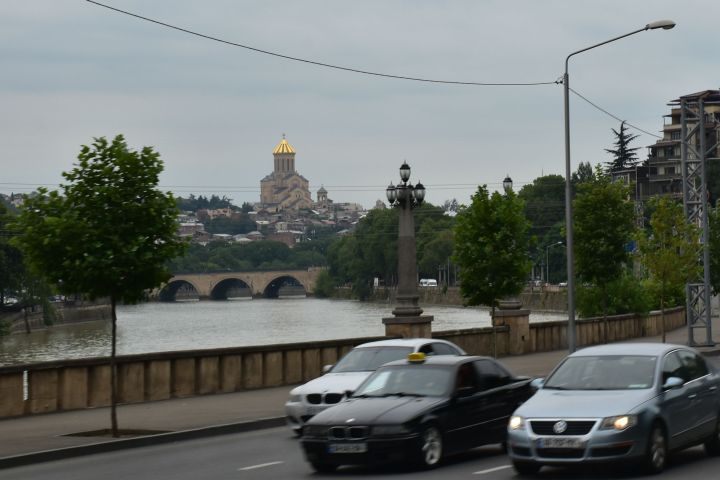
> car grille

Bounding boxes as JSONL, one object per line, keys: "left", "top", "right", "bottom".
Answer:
{"left": 306, "top": 393, "right": 343, "bottom": 405}
{"left": 329, "top": 426, "right": 369, "bottom": 440}
{"left": 536, "top": 448, "right": 584, "bottom": 459}
{"left": 530, "top": 420, "right": 596, "bottom": 435}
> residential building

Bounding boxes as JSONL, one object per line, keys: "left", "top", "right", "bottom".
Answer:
{"left": 646, "top": 89, "right": 720, "bottom": 199}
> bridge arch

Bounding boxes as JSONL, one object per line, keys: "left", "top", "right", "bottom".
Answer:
{"left": 210, "top": 278, "right": 252, "bottom": 300}
{"left": 261, "top": 275, "right": 307, "bottom": 298}
{"left": 158, "top": 279, "right": 201, "bottom": 302}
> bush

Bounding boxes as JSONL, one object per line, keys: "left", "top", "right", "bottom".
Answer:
{"left": 577, "top": 274, "right": 651, "bottom": 318}
{"left": 643, "top": 279, "right": 685, "bottom": 311}
{"left": 313, "top": 270, "right": 336, "bottom": 298}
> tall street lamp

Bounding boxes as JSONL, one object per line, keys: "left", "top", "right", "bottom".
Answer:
{"left": 384, "top": 161, "right": 433, "bottom": 337}
{"left": 563, "top": 20, "right": 675, "bottom": 353}
{"left": 546, "top": 241, "right": 564, "bottom": 285}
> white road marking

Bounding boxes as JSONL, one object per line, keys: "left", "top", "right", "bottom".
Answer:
{"left": 474, "top": 464, "right": 512, "bottom": 475}
{"left": 238, "top": 461, "right": 284, "bottom": 471}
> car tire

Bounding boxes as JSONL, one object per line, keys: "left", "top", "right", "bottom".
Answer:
{"left": 704, "top": 413, "right": 720, "bottom": 455}
{"left": 643, "top": 423, "right": 667, "bottom": 474}
{"left": 512, "top": 460, "right": 540, "bottom": 476}
{"left": 416, "top": 425, "right": 443, "bottom": 469}
{"left": 311, "top": 462, "right": 337, "bottom": 473}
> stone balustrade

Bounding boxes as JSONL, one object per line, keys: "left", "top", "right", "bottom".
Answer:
{"left": 0, "top": 307, "right": 686, "bottom": 419}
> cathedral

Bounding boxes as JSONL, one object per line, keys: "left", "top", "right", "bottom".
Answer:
{"left": 260, "top": 136, "right": 313, "bottom": 211}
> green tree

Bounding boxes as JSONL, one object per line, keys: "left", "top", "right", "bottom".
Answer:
{"left": 573, "top": 166, "right": 635, "bottom": 332}
{"left": 572, "top": 161, "right": 596, "bottom": 185}
{"left": 453, "top": 185, "right": 531, "bottom": 355}
{"left": 0, "top": 203, "right": 24, "bottom": 306}
{"left": 518, "top": 174, "right": 565, "bottom": 244}
{"left": 313, "top": 269, "right": 335, "bottom": 298}
{"left": 637, "top": 197, "right": 701, "bottom": 341}
{"left": 12, "top": 135, "right": 186, "bottom": 436}
{"left": 604, "top": 121, "right": 640, "bottom": 173}
{"left": 711, "top": 206, "right": 720, "bottom": 295}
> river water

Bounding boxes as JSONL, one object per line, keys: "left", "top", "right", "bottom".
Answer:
{"left": 0, "top": 299, "right": 566, "bottom": 366}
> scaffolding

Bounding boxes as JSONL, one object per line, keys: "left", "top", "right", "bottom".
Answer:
{"left": 675, "top": 91, "right": 720, "bottom": 346}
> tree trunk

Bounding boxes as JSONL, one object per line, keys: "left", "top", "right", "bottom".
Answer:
{"left": 660, "top": 296, "right": 666, "bottom": 343}
{"left": 23, "top": 306, "right": 31, "bottom": 334}
{"left": 491, "top": 304, "right": 497, "bottom": 359}
{"left": 110, "top": 296, "right": 119, "bottom": 437}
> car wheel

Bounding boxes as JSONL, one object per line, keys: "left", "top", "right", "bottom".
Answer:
{"left": 512, "top": 460, "right": 540, "bottom": 476}
{"left": 416, "top": 425, "right": 443, "bottom": 468}
{"left": 643, "top": 423, "right": 667, "bottom": 474}
{"left": 311, "top": 462, "right": 337, "bottom": 473}
{"left": 704, "top": 413, "right": 720, "bottom": 455}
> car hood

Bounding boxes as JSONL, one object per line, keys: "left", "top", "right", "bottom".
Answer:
{"left": 309, "top": 396, "right": 445, "bottom": 425}
{"left": 515, "top": 388, "right": 654, "bottom": 418}
{"left": 291, "top": 372, "right": 372, "bottom": 395}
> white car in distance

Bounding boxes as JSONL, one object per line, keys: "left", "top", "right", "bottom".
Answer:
{"left": 284, "top": 338, "right": 465, "bottom": 435}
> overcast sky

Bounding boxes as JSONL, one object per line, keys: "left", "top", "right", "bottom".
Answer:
{"left": 1, "top": 0, "right": 718, "bottom": 208}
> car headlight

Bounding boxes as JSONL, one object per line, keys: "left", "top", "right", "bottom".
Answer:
{"left": 288, "top": 394, "right": 302, "bottom": 403}
{"left": 509, "top": 415, "right": 525, "bottom": 430}
{"left": 600, "top": 415, "right": 637, "bottom": 431}
{"left": 372, "top": 425, "right": 410, "bottom": 436}
{"left": 303, "top": 425, "right": 329, "bottom": 437}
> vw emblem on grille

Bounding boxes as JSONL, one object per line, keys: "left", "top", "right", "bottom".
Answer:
{"left": 553, "top": 420, "right": 568, "bottom": 434}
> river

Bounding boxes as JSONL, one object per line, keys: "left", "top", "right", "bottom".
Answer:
{"left": 0, "top": 299, "right": 566, "bottom": 366}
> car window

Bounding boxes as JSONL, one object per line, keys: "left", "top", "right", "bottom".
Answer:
{"left": 331, "top": 346, "right": 413, "bottom": 373}
{"left": 354, "top": 366, "right": 453, "bottom": 397}
{"left": 418, "top": 344, "right": 435, "bottom": 356}
{"left": 677, "top": 350, "right": 708, "bottom": 381}
{"left": 662, "top": 352, "right": 685, "bottom": 383}
{"left": 545, "top": 355, "right": 657, "bottom": 390}
{"left": 473, "top": 359, "right": 510, "bottom": 390}
{"left": 455, "top": 363, "right": 479, "bottom": 391}
{"left": 431, "top": 343, "right": 458, "bottom": 355}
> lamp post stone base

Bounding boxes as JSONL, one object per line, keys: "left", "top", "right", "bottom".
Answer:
{"left": 382, "top": 315, "right": 434, "bottom": 338}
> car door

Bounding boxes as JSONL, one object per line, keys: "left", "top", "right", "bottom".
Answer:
{"left": 660, "top": 351, "right": 699, "bottom": 449}
{"left": 472, "top": 359, "right": 520, "bottom": 444}
{"left": 677, "top": 349, "right": 718, "bottom": 440}
{"left": 444, "top": 361, "right": 486, "bottom": 452}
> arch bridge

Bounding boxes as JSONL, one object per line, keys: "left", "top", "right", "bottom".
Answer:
{"left": 155, "top": 269, "right": 323, "bottom": 302}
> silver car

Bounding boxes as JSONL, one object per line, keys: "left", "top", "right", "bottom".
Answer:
{"left": 508, "top": 343, "right": 720, "bottom": 475}
{"left": 284, "top": 338, "right": 465, "bottom": 434}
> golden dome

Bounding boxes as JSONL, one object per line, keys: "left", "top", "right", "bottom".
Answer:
{"left": 273, "top": 136, "right": 295, "bottom": 154}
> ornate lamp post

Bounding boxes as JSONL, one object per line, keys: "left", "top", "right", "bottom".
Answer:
{"left": 383, "top": 161, "right": 433, "bottom": 337}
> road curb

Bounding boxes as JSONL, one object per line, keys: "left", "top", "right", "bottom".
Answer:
{"left": 0, "top": 416, "right": 286, "bottom": 470}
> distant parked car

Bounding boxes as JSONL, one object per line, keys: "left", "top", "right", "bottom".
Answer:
{"left": 300, "top": 353, "right": 534, "bottom": 472}
{"left": 419, "top": 279, "right": 438, "bottom": 287}
{"left": 508, "top": 343, "right": 720, "bottom": 475}
{"left": 284, "top": 338, "right": 465, "bottom": 435}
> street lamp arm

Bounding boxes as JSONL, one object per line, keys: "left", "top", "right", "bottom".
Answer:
{"left": 564, "top": 26, "right": 646, "bottom": 74}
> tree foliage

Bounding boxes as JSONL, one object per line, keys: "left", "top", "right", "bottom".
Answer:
{"left": 11, "top": 135, "right": 186, "bottom": 435}
{"left": 452, "top": 185, "right": 531, "bottom": 310}
{"left": 636, "top": 196, "right": 700, "bottom": 340}
{"left": 573, "top": 167, "right": 635, "bottom": 318}
{"left": 604, "top": 121, "right": 640, "bottom": 173}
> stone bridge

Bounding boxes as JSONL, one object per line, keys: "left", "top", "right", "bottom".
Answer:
{"left": 154, "top": 268, "right": 323, "bottom": 301}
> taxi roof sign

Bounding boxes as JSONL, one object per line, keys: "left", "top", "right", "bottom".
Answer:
{"left": 407, "top": 352, "right": 426, "bottom": 363}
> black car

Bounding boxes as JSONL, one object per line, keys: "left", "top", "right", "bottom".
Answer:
{"left": 300, "top": 353, "right": 534, "bottom": 472}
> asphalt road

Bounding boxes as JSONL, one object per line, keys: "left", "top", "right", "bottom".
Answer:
{"left": 5, "top": 425, "right": 720, "bottom": 480}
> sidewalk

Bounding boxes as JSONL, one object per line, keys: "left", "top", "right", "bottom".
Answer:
{"left": 2, "top": 315, "right": 719, "bottom": 468}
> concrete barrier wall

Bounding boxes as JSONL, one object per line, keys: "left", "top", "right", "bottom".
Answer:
{"left": 0, "top": 308, "right": 686, "bottom": 419}
{"left": 0, "top": 336, "right": 385, "bottom": 419}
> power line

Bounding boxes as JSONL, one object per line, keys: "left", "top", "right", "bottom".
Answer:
{"left": 85, "top": 1, "right": 559, "bottom": 87}
{"left": 569, "top": 87, "right": 662, "bottom": 139}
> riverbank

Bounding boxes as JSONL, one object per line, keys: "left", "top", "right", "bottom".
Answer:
{"left": 0, "top": 302, "right": 111, "bottom": 336}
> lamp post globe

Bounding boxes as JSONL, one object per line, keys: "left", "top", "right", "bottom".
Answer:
{"left": 503, "top": 175, "right": 513, "bottom": 193}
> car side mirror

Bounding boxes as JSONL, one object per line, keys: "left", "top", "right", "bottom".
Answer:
{"left": 662, "top": 376, "right": 684, "bottom": 390}
{"left": 530, "top": 378, "right": 545, "bottom": 390}
{"left": 322, "top": 365, "right": 333, "bottom": 374}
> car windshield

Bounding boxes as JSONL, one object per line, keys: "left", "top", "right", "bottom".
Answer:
{"left": 544, "top": 355, "right": 657, "bottom": 390}
{"left": 353, "top": 365, "right": 452, "bottom": 397}
{"left": 331, "top": 347, "right": 414, "bottom": 373}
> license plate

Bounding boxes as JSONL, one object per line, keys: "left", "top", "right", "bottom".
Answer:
{"left": 538, "top": 437, "right": 584, "bottom": 449}
{"left": 328, "top": 443, "right": 367, "bottom": 454}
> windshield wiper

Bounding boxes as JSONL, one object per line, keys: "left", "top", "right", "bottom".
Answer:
{"left": 380, "top": 392, "right": 425, "bottom": 397}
